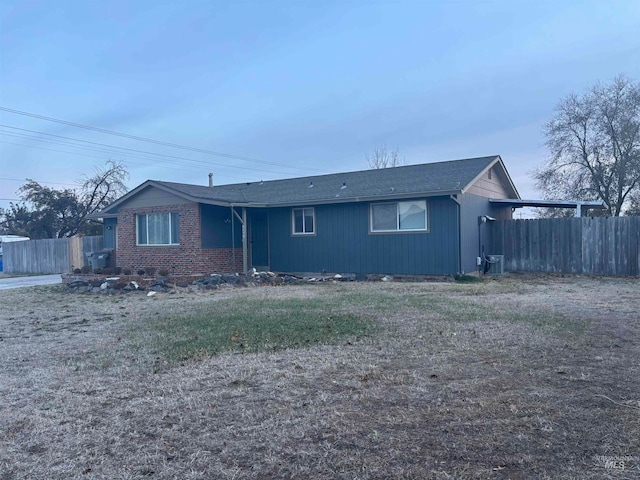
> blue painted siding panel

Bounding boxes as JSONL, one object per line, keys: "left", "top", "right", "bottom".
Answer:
{"left": 103, "top": 218, "right": 117, "bottom": 249}
{"left": 268, "top": 197, "right": 459, "bottom": 275}
{"left": 458, "top": 193, "right": 513, "bottom": 273}
{"left": 201, "top": 204, "right": 242, "bottom": 248}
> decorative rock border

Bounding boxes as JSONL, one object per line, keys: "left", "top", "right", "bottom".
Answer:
{"left": 62, "top": 269, "right": 452, "bottom": 295}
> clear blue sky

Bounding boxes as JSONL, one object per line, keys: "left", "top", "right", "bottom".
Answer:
{"left": 1, "top": 0, "right": 638, "bottom": 213}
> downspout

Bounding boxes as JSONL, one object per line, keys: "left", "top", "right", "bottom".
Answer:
{"left": 450, "top": 195, "right": 462, "bottom": 275}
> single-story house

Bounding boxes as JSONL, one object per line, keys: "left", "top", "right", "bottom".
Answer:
{"left": 90, "top": 155, "right": 521, "bottom": 276}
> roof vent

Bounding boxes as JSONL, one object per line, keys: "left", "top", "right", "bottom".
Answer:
{"left": 341, "top": 182, "right": 347, "bottom": 189}
{"left": 390, "top": 187, "right": 395, "bottom": 192}
{"left": 308, "top": 182, "right": 314, "bottom": 188}
{"left": 259, "top": 180, "right": 264, "bottom": 185}
{"left": 208, "top": 173, "right": 214, "bottom": 187}
{"left": 335, "top": 194, "right": 340, "bottom": 198}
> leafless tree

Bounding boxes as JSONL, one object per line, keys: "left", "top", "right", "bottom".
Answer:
{"left": 366, "top": 145, "right": 405, "bottom": 169}
{"left": 80, "top": 160, "right": 129, "bottom": 218}
{"left": 1, "top": 161, "right": 129, "bottom": 238}
{"left": 534, "top": 75, "right": 640, "bottom": 216}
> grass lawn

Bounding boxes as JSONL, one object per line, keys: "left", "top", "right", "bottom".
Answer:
{"left": 0, "top": 275, "right": 638, "bottom": 479}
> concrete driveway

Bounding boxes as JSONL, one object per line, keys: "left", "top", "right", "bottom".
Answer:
{"left": 0, "top": 274, "right": 62, "bottom": 290}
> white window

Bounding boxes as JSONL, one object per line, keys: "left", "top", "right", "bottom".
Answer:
{"left": 137, "top": 212, "right": 179, "bottom": 245}
{"left": 370, "top": 200, "right": 427, "bottom": 233}
{"left": 292, "top": 207, "right": 315, "bottom": 235}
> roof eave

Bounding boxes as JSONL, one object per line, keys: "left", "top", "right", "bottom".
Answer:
{"left": 262, "top": 190, "right": 462, "bottom": 207}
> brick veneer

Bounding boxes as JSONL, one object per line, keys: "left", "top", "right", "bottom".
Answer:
{"left": 116, "top": 203, "right": 243, "bottom": 274}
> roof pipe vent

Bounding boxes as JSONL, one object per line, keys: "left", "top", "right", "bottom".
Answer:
{"left": 341, "top": 182, "right": 347, "bottom": 189}
{"left": 308, "top": 182, "right": 314, "bottom": 188}
{"left": 208, "top": 173, "right": 214, "bottom": 187}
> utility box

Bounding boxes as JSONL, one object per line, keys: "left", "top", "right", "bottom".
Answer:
{"left": 86, "top": 250, "right": 111, "bottom": 270}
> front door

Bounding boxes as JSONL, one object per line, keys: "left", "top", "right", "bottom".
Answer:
{"left": 250, "top": 211, "right": 269, "bottom": 270}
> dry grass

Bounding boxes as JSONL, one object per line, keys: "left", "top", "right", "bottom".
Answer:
{"left": 0, "top": 275, "right": 639, "bottom": 479}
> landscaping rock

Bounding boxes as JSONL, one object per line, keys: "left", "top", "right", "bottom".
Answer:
{"left": 283, "top": 275, "right": 303, "bottom": 284}
{"left": 221, "top": 274, "right": 246, "bottom": 286}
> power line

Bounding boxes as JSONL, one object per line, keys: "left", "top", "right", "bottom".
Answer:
{"left": 0, "top": 106, "right": 325, "bottom": 173}
{"left": 0, "top": 140, "right": 212, "bottom": 177}
{"left": 0, "top": 125, "right": 311, "bottom": 177}
{"left": 0, "top": 176, "right": 81, "bottom": 187}
{"left": 0, "top": 131, "right": 241, "bottom": 176}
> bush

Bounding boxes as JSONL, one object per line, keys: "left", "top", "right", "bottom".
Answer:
{"left": 145, "top": 266, "right": 157, "bottom": 276}
{"left": 137, "top": 269, "right": 145, "bottom": 276}
{"left": 73, "top": 268, "right": 82, "bottom": 274}
{"left": 158, "top": 268, "right": 170, "bottom": 277}
{"left": 93, "top": 267, "right": 103, "bottom": 274}
{"left": 81, "top": 266, "right": 91, "bottom": 274}
{"left": 102, "top": 267, "right": 114, "bottom": 275}
{"left": 123, "top": 267, "right": 132, "bottom": 275}
{"left": 114, "top": 266, "right": 122, "bottom": 275}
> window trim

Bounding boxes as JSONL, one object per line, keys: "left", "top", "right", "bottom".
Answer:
{"left": 369, "top": 200, "right": 429, "bottom": 234}
{"left": 291, "top": 207, "right": 316, "bottom": 236}
{"left": 136, "top": 212, "right": 180, "bottom": 246}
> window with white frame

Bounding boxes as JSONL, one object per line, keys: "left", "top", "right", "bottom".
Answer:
{"left": 292, "top": 207, "right": 315, "bottom": 235}
{"left": 370, "top": 200, "right": 427, "bottom": 232}
{"left": 136, "top": 212, "right": 179, "bottom": 245}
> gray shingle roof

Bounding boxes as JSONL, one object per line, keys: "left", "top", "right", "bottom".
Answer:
{"left": 154, "top": 155, "right": 502, "bottom": 206}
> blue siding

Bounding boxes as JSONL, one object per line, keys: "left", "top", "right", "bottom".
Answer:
{"left": 458, "top": 193, "right": 513, "bottom": 273}
{"left": 268, "top": 197, "right": 460, "bottom": 275}
{"left": 201, "top": 204, "right": 242, "bottom": 248}
{"left": 103, "top": 218, "right": 117, "bottom": 249}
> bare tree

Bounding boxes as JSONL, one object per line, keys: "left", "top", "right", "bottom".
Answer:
{"left": 1, "top": 161, "right": 129, "bottom": 238}
{"left": 79, "top": 160, "right": 129, "bottom": 218}
{"left": 366, "top": 145, "right": 405, "bottom": 169}
{"left": 534, "top": 75, "right": 640, "bottom": 216}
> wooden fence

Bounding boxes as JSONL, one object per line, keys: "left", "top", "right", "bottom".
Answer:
{"left": 491, "top": 217, "right": 640, "bottom": 276}
{"left": 3, "top": 236, "right": 104, "bottom": 274}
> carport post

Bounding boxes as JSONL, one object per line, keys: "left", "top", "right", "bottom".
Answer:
{"left": 231, "top": 206, "right": 248, "bottom": 273}
{"left": 242, "top": 207, "right": 247, "bottom": 273}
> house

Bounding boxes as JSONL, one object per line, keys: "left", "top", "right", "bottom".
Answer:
{"left": 89, "top": 155, "right": 520, "bottom": 276}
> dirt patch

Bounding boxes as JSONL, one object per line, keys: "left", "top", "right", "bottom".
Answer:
{"left": 0, "top": 275, "right": 638, "bottom": 479}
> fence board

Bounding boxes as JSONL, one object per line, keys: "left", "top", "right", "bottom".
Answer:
{"left": 492, "top": 217, "right": 640, "bottom": 276}
{"left": 3, "top": 236, "right": 103, "bottom": 274}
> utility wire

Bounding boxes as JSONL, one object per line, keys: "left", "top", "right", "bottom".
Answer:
{"left": 0, "top": 131, "right": 251, "bottom": 176}
{"left": 0, "top": 140, "right": 213, "bottom": 177}
{"left": 0, "top": 125, "right": 307, "bottom": 176}
{"left": 0, "top": 176, "right": 81, "bottom": 187}
{"left": 0, "top": 106, "right": 325, "bottom": 173}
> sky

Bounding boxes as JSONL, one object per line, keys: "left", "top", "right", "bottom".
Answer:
{"left": 1, "top": 0, "right": 639, "bottom": 216}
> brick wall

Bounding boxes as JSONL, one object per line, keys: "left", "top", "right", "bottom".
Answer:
{"left": 116, "top": 203, "right": 243, "bottom": 274}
